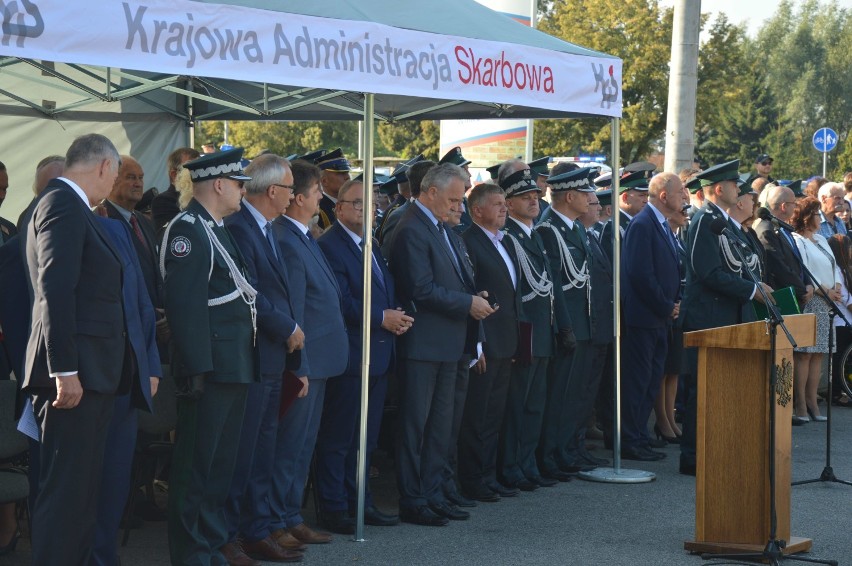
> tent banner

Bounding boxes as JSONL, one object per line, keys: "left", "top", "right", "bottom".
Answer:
{"left": 0, "top": 0, "right": 622, "bottom": 117}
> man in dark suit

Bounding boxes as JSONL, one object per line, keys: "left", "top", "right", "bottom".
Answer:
{"left": 458, "top": 183, "right": 521, "bottom": 502}
{"left": 315, "top": 179, "right": 411, "bottom": 533}
{"left": 91, "top": 215, "right": 161, "bottom": 566}
{"left": 315, "top": 148, "right": 351, "bottom": 231}
{"left": 679, "top": 160, "right": 775, "bottom": 475}
{"left": 23, "top": 133, "right": 127, "bottom": 565}
{"left": 620, "top": 172, "right": 685, "bottom": 461}
{"left": 150, "top": 147, "right": 200, "bottom": 239}
{"left": 499, "top": 169, "right": 569, "bottom": 491}
{"left": 754, "top": 184, "right": 812, "bottom": 306}
{"left": 162, "top": 148, "right": 258, "bottom": 566}
{"left": 536, "top": 167, "right": 608, "bottom": 475}
{"left": 387, "top": 163, "right": 495, "bottom": 526}
{"left": 378, "top": 160, "right": 435, "bottom": 257}
{"left": 271, "top": 159, "right": 349, "bottom": 544}
{"left": 221, "top": 154, "right": 306, "bottom": 564}
{"left": 101, "top": 157, "right": 168, "bottom": 346}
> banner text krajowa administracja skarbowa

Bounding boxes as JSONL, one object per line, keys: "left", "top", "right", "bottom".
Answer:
{"left": 0, "top": 0, "right": 622, "bottom": 117}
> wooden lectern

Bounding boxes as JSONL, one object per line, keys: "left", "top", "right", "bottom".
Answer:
{"left": 683, "top": 314, "right": 816, "bottom": 555}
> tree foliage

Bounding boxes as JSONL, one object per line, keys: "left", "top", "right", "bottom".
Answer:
{"left": 377, "top": 120, "right": 440, "bottom": 160}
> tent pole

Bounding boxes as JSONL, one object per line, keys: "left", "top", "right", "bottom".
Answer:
{"left": 578, "top": 117, "right": 655, "bottom": 484}
{"left": 355, "top": 92, "right": 375, "bottom": 542}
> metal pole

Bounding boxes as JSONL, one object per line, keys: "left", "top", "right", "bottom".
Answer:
{"left": 524, "top": 0, "right": 536, "bottom": 163}
{"left": 354, "top": 93, "right": 375, "bottom": 542}
{"left": 663, "top": 0, "right": 701, "bottom": 173}
{"left": 823, "top": 151, "right": 827, "bottom": 179}
{"left": 579, "top": 117, "right": 655, "bottom": 484}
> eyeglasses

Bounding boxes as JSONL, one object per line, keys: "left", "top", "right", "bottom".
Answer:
{"left": 271, "top": 183, "right": 294, "bottom": 191}
{"left": 760, "top": 161, "right": 772, "bottom": 166}
{"left": 339, "top": 199, "right": 364, "bottom": 210}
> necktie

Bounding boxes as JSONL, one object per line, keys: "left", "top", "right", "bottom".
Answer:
{"left": 664, "top": 222, "right": 679, "bottom": 254}
{"left": 361, "top": 240, "right": 385, "bottom": 288}
{"left": 437, "top": 222, "right": 462, "bottom": 275}
{"left": 265, "top": 222, "right": 278, "bottom": 260}
{"left": 129, "top": 213, "right": 151, "bottom": 255}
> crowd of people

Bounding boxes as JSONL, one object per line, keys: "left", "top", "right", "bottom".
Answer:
{"left": 0, "top": 137, "right": 850, "bottom": 566}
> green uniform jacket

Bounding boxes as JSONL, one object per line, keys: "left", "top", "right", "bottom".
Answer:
{"left": 162, "top": 199, "right": 257, "bottom": 384}
{"left": 535, "top": 207, "right": 592, "bottom": 342}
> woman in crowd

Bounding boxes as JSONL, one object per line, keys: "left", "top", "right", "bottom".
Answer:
{"left": 828, "top": 234, "right": 852, "bottom": 407}
{"left": 791, "top": 197, "right": 841, "bottom": 424}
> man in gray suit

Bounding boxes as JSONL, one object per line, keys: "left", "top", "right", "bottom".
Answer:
{"left": 387, "top": 163, "right": 496, "bottom": 526}
{"left": 271, "top": 159, "right": 349, "bottom": 545}
{"left": 23, "top": 133, "right": 126, "bottom": 565}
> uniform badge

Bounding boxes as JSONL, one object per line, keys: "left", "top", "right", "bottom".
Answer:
{"left": 171, "top": 236, "right": 192, "bottom": 257}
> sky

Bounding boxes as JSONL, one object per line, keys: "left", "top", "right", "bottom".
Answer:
{"left": 660, "top": 0, "right": 833, "bottom": 37}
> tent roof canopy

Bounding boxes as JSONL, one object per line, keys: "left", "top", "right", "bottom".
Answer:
{"left": 0, "top": 0, "right": 621, "bottom": 123}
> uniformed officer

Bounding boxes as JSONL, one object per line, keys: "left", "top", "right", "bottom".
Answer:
{"left": 679, "top": 159, "right": 775, "bottom": 476}
{"left": 161, "top": 147, "right": 260, "bottom": 566}
{"left": 316, "top": 148, "right": 351, "bottom": 231}
{"left": 599, "top": 169, "right": 650, "bottom": 261}
{"left": 529, "top": 156, "right": 552, "bottom": 222}
{"left": 536, "top": 167, "right": 608, "bottom": 475}
{"left": 499, "top": 168, "right": 571, "bottom": 491}
{"left": 439, "top": 146, "right": 474, "bottom": 233}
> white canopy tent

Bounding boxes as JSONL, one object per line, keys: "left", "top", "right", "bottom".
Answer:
{"left": 0, "top": 0, "right": 633, "bottom": 534}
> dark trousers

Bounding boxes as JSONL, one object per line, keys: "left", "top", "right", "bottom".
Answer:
{"left": 315, "top": 372, "right": 388, "bottom": 512}
{"left": 680, "top": 347, "right": 699, "bottom": 467}
{"left": 270, "top": 378, "right": 328, "bottom": 530}
{"left": 558, "top": 340, "right": 598, "bottom": 461}
{"left": 224, "top": 376, "right": 281, "bottom": 543}
{"left": 441, "top": 357, "right": 470, "bottom": 499}
{"left": 168, "top": 382, "right": 248, "bottom": 566}
{"left": 457, "top": 356, "right": 513, "bottom": 492}
{"left": 501, "top": 356, "right": 549, "bottom": 484}
{"left": 621, "top": 326, "right": 668, "bottom": 449}
{"left": 30, "top": 389, "right": 114, "bottom": 566}
{"left": 92, "top": 393, "right": 137, "bottom": 566}
{"left": 539, "top": 347, "right": 575, "bottom": 474}
{"left": 595, "top": 343, "right": 615, "bottom": 441}
{"left": 395, "top": 359, "right": 456, "bottom": 509}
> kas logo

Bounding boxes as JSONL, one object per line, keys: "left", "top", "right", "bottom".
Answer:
{"left": 591, "top": 63, "right": 619, "bottom": 109}
{"left": 1, "top": 0, "right": 44, "bottom": 47}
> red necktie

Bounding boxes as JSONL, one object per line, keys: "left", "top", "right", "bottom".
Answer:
{"left": 129, "top": 214, "right": 151, "bottom": 254}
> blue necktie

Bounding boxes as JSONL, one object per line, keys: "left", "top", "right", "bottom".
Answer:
{"left": 265, "top": 222, "right": 278, "bottom": 260}
{"left": 361, "top": 240, "right": 385, "bottom": 288}
{"left": 438, "top": 222, "right": 462, "bottom": 276}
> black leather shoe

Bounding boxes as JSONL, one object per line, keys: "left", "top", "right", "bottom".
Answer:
{"left": 446, "top": 491, "right": 477, "bottom": 508}
{"left": 528, "top": 475, "right": 558, "bottom": 488}
{"left": 508, "top": 478, "right": 538, "bottom": 492}
{"left": 540, "top": 469, "right": 573, "bottom": 482}
{"left": 642, "top": 446, "right": 667, "bottom": 459}
{"left": 648, "top": 437, "right": 668, "bottom": 449}
{"left": 558, "top": 461, "right": 596, "bottom": 474}
{"left": 361, "top": 505, "right": 399, "bottom": 526}
{"left": 320, "top": 510, "right": 355, "bottom": 534}
{"left": 487, "top": 482, "right": 519, "bottom": 497}
{"left": 679, "top": 460, "right": 696, "bottom": 476}
{"left": 429, "top": 501, "right": 470, "bottom": 521}
{"left": 399, "top": 506, "right": 449, "bottom": 526}
{"left": 620, "top": 445, "right": 660, "bottom": 462}
{"left": 464, "top": 485, "right": 500, "bottom": 502}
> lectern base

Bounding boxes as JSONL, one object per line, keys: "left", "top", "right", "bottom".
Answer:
{"left": 685, "top": 536, "right": 813, "bottom": 556}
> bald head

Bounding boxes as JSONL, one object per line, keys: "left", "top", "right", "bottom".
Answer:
{"left": 765, "top": 185, "right": 796, "bottom": 222}
{"left": 649, "top": 172, "right": 680, "bottom": 199}
{"left": 648, "top": 172, "right": 684, "bottom": 217}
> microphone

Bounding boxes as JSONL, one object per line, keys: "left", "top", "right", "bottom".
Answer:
{"left": 756, "top": 207, "right": 795, "bottom": 232}
{"left": 710, "top": 217, "right": 731, "bottom": 236}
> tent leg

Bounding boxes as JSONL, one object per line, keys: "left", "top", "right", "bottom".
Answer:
{"left": 354, "top": 93, "right": 375, "bottom": 542}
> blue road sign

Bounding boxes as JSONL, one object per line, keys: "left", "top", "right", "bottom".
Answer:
{"left": 813, "top": 127, "right": 838, "bottom": 153}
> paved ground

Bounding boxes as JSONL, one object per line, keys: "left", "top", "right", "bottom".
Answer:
{"left": 6, "top": 402, "right": 852, "bottom": 566}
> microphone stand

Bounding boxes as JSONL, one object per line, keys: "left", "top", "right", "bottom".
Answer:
{"left": 702, "top": 225, "right": 836, "bottom": 566}
{"left": 787, "top": 228, "right": 852, "bottom": 489}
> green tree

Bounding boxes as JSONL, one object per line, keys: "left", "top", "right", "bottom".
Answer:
{"left": 377, "top": 120, "right": 440, "bottom": 160}
{"left": 535, "top": 0, "right": 673, "bottom": 163}
{"left": 195, "top": 120, "right": 363, "bottom": 159}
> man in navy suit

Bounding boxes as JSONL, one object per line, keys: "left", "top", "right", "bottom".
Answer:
{"left": 271, "top": 159, "right": 349, "bottom": 544}
{"left": 23, "top": 134, "right": 129, "bottom": 565}
{"left": 222, "top": 154, "right": 306, "bottom": 564}
{"left": 620, "top": 172, "right": 685, "bottom": 461}
{"left": 315, "top": 179, "right": 411, "bottom": 533}
{"left": 91, "top": 215, "right": 161, "bottom": 566}
{"left": 387, "top": 163, "right": 496, "bottom": 526}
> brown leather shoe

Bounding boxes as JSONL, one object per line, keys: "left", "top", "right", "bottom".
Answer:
{"left": 241, "top": 536, "right": 303, "bottom": 563}
{"left": 271, "top": 528, "right": 308, "bottom": 551}
{"left": 220, "top": 542, "right": 261, "bottom": 566}
{"left": 288, "top": 523, "right": 332, "bottom": 544}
